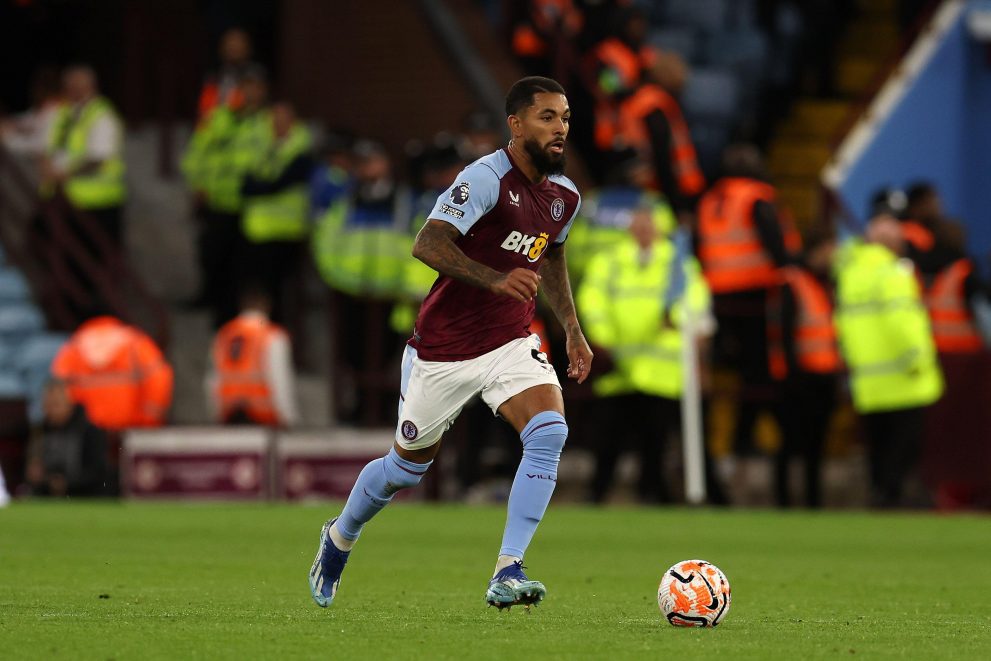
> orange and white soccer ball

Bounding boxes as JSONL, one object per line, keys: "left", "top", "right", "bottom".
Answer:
{"left": 657, "top": 559, "right": 731, "bottom": 627}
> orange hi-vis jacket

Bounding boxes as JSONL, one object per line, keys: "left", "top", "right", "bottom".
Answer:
{"left": 767, "top": 266, "right": 841, "bottom": 380}
{"left": 197, "top": 78, "right": 244, "bottom": 124}
{"left": 901, "top": 220, "right": 935, "bottom": 252}
{"left": 51, "top": 316, "right": 173, "bottom": 431}
{"left": 595, "top": 84, "right": 705, "bottom": 198}
{"left": 591, "top": 38, "right": 648, "bottom": 92}
{"left": 926, "top": 258, "right": 984, "bottom": 354}
{"left": 512, "top": 0, "right": 583, "bottom": 58}
{"left": 697, "top": 177, "right": 781, "bottom": 294}
{"left": 212, "top": 314, "right": 286, "bottom": 425}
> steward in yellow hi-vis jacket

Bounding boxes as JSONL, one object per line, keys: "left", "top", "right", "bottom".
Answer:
{"left": 577, "top": 206, "right": 718, "bottom": 504}
{"left": 238, "top": 103, "right": 314, "bottom": 324}
{"left": 182, "top": 65, "right": 270, "bottom": 327}
{"left": 565, "top": 185, "right": 676, "bottom": 286}
{"left": 41, "top": 65, "right": 126, "bottom": 250}
{"left": 834, "top": 216, "right": 943, "bottom": 507}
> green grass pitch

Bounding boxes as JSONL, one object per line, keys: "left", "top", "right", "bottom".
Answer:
{"left": 2, "top": 502, "right": 989, "bottom": 659}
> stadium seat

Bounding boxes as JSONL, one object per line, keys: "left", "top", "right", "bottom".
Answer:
{"left": 775, "top": 100, "right": 851, "bottom": 141}
{"left": 681, "top": 68, "right": 740, "bottom": 124}
{"left": 0, "top": 337, "right": 13, "bottom": 371}
{"left": 0, "top": 303, "right": 45, "bottom": 341}
{"left": 725, "top": 0, "right": 758, "bottom": 29}
{"left": 0, "top": 373, "right": 26, "bottom": 399}
{"left": 22, "top": 368, "right": 50, "bottom": 425}
{"left": 637, "top": 0, "right": 668, "bottom": 26}
{"left": 0, "top": 269, "right": 32, "bottom": 304}
{"left": 776, "top": 184, "right": 822, "bottom": 226}
{"left": 662, "top": 0, "right": 729, "bottom": 32}
{"left": 647, "top": 27, "right": 699, "bottom": 63}
{"left": 702, "top": 29, "right": 769, "bottom": 122}
{"left": 12, "top": 333, "right": 68, "bottom": 375}
{"left": 12, "top": 332, "right": 69, "bottom": 424}
{"left": 703, "top": 29, "right": 769, "bottom": 87}
{"left": 768, "top": 142, "right": 834, "bottom": 180}
{"left": 773, "top": 1, "right": 803, "bottom": 39}
{"left": 689, "top": 121, "right": 733, "bottom": 176}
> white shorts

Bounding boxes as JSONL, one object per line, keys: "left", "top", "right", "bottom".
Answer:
{"left": 395, "top": 334, "right": 561, "bottom": 450}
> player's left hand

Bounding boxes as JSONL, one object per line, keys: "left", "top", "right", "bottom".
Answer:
{"left": 565, "top": 330, "right": 593, "bottom": 384}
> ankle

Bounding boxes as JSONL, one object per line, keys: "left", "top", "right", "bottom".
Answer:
{"left": 329, "top": 521, "right": 356, "bottom": 552}
{"left": 493, "top": 554, "right": 522, "bottom": 577}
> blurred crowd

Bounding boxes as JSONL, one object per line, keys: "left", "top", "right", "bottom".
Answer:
{"left": 2, "top": 3, "right": 989, "bottom": 510}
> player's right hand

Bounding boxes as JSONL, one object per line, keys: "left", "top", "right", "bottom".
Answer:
{"left": 491, "top": 268, "right": 540, "bottom": 301}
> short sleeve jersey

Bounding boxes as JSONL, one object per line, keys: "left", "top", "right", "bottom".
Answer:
{"left": 411, "top": 148, "right": 581, "bottom": 361}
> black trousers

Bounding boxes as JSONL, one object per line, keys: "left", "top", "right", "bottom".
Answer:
{"left": 330, "top": 290, "right": 402, "bottom": 426}
{"left": 860, "top": 407, "right": 926, "bottom": 508}
{"left": 712, "top": 290, "right": 780, "bottom": 456}
{"left": 774, "top": 373, "right": 837, "bottom": 508}
{"left": 197, "top": 209, "right": 246, "bottom": 328}
{"left": 239, "top": 239, "right": 303, "bottom": 326}
{"left": 591, "top": 394, "right": 676, "bottom": 504}
{"left": 80, "top": 205, "right": 123, "bottom": 254}
{"left": 590, "top": 394, "right": 729, "bottom": 505}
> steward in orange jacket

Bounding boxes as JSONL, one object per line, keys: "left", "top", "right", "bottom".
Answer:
{"left": 595, "top": 82, "right": 705, "bottom": 207}
{"left": 926, "top": 258, "right": 985, "bottom": 354}
{"left": 207, "top": 289, "right": 298, "bottom": 426}
{"left": 765, "top": 230, "right": 840, "bottom": 508}
{"left": 594, "top": 52, "right": 703, "bottom": 214}
{"left": 695, "top": 144, "right": 798, "bottom": 457}
{"left": 767, "top": 265, "right": 841, "bottom": 381}
{"left": 51, "top": 316, "right": 173, "bottom": 431}
{"left": 697, "top": 175, "right": 797, "bottom": 294}
{"left": 511, "top": 0, "right": 583, "bottom": 62}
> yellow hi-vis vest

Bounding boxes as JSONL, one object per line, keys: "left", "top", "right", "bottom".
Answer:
{"left": 834, "top": 241, "right": 943, "bottom": 413}
{"left": 45, "top": 97, "right": 125, "bottom": 209}
{"left": 311, "top": 195, "right": 413, "bottom": 298}
{"left": 241, "top": 123, "right": 312, "bottom": 242}
{"left": 566, "top": 187, "right": 676, "bottom": 285}
{"left": 181, "top": 107, "right": 269, "bottom": 213}
{"left": 577, "top": 236, "right": 710, "bottom": 399}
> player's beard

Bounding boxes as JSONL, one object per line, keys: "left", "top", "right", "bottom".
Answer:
{"left": 523, "top": 136, "right": 566, "bottom": 176}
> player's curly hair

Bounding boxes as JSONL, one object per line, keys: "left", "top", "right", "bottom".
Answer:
{"left": 505, "top": 76, "right": 566, "bottom": 116}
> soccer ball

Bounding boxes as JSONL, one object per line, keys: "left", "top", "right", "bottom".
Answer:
{"left": 657, "top": 559, "right": 731, "bottom": 627}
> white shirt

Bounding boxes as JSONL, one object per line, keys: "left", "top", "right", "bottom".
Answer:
{"left": 1, "top": 102, "right": 60, "bottom": 157}
{"left": 49, "top": 99, "right": 122, "bottom": 173}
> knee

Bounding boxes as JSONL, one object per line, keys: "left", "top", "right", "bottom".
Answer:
{"left": 382, "top": 448, "right": 431, "bottom": 491}
{"left": 526, "top": 424, "right": 568, "bottom": 456}
{"left": 522, "top": 411, "right": 568, "bottom": 460}
{"left": 384, "top": 471, "right": 422, "bottom": 493}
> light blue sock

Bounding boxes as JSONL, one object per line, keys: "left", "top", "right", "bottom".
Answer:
{"left": 336, "top": 447, "right": 432, "bottom": 541}
{"left": 499, "top": 411, "right": 568, "bottom": 558}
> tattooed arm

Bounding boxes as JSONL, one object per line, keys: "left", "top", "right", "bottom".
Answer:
{"left": 541, "top": 242, "right": 593, "bottom": 383}
{"left": 412, "top": 219, "right": 540, "bottom": 302}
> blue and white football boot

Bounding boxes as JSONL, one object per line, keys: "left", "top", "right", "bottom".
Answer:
{"left": 308, "top": 518, "right": 350, "bottom": 607}
{"left": 485, "top": 561, "right": 546, "bottom": 610}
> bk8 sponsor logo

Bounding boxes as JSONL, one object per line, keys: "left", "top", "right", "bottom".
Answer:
{"left": 501, "top": 230, "right": 550, "bottom": 262}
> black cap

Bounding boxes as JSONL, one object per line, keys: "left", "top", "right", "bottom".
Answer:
{"left": 869, "top": 188, "right": 907, "bottom": 218}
